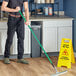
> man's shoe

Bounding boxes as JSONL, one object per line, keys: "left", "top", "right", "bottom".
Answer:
{"left": 17, "top": 59, "right": 29, "bottom": 64}
{"left": 4, "top": 58, "right": 10, "bottom": 64}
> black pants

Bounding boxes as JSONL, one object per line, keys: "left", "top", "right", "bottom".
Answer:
{"left": 4, "top": 15, "right": 24, "bottom": 59}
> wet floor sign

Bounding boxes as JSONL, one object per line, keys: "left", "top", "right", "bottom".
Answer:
{"left": 57, "top": 38, "right": 75, "bottom": 68}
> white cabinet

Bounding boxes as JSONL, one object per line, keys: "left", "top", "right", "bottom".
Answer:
{"left": 12, "top": 33, "right": 17, "bottom": 54}
{"left": 58, "top": 26, "right": 72, "bottom": 51}
{"left": 43, "top": 27, "right": 57, "bottom": 52}
{"left": 0, "top": 18, "right": 73, "bottom": 55}
{"left": 43, "top": 19, "right": 73, "bottom": 53}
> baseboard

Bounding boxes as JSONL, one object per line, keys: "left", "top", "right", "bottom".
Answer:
{"left": 41, "top": 52, "right": 76, "bottom": 58}
{"left": 41, "top": 52, "right": 59, "bottom": 57}
{"left": 0, "top": 52, "right": 75, "bottom": 60}
{"left": 0, "top": 54, "right": 31, "bottom": 60}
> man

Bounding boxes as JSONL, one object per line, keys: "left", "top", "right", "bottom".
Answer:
{"left": 1, "top": 0, "right": 29, "bottom": 64}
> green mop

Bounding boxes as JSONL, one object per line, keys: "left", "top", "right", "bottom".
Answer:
{"left": 19, "top": 10, "right": 68, "bottom": 76}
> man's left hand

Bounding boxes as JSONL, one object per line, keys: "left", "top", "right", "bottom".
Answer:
{"left": 25, "top": 21, "right": 29, "bottom": 26}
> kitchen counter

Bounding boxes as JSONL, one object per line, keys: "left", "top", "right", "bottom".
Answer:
{"left": 0, "top": 16, "right": 73, "bottom": 22}
{"left": 30, "top": 16, "right": 73, "bottom": 20}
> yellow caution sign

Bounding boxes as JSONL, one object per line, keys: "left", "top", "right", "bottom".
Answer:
{"left": 57, "top": 38, "right": 75, "bottom": 68}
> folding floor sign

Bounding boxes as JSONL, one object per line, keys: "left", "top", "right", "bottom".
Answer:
{"left": 57, "top": 38, "right": 75, "bottom": 68}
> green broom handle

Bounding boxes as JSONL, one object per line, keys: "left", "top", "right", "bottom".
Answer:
{"left": 19, "top": 11, "right": 53, "bottom": 64}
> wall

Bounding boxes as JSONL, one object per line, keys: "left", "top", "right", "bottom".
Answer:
{"left": 63, "top": 0, "right": 76, "bottom": 18}
{"left": 63, "top": 0, "right": 76, "bottom": 52}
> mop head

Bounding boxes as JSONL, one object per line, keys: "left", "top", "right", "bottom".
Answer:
{"left": 51, "top": 70, "right": 68, "bottom": 76}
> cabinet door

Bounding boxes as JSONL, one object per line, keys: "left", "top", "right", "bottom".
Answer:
{"left": 0, "top": 30, "right": 13, "bottom": 55}
{"left": 58, "top": 27, "right": 72, "bottom": 51}
{"left": 24, "top": 29, "right": 31, "bottom": 54}
{"left": 43, "top": 27, "right": 57, "bottom": 52}
{"left": 12, "top": 33, "right": 17, "bottom": 54}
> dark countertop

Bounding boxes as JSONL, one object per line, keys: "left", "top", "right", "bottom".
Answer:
{"left": 0, "top": 16, "right": 73, "bottom": 22}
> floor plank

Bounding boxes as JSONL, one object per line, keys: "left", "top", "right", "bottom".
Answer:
{"left": 0, "top": 57, "right": 76, "bottom": 76}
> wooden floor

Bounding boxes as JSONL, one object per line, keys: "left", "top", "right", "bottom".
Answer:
{"left": 0, "top": 56, "right": 76, "bottom": 76}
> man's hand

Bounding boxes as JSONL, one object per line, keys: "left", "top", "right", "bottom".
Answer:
{"left": 15, "top": 6, "right": 20, "bottom": 12}
{"left": 1, "top": 1, "right": 21, "bottom": 12}
{"left": 25, "top": 21, "right": 29, "bottom": 26}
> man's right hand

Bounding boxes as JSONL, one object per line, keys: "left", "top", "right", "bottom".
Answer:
{"left": 15, "top": 6, "right": 20, "bottom": 12}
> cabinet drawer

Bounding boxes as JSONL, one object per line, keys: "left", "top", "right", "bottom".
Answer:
{"left": 43, "top": 19, "right": 72, "bottom": 28}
